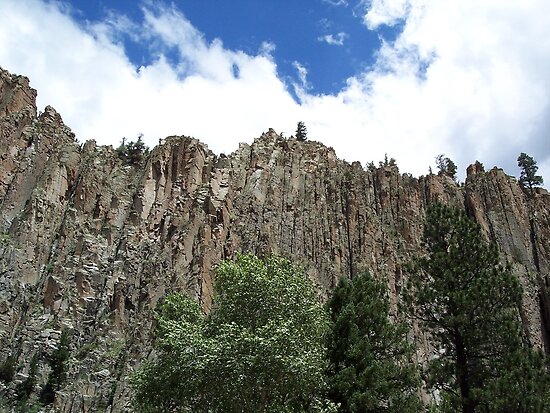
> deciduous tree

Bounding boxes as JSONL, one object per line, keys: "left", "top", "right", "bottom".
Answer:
{"left": 131, "top": 254, "right": 330, "bottom": 413}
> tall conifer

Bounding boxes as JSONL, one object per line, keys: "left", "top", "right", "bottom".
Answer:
{"left": 407, "top": 203, "right": 550, "bottom": 413}
{"left": 327, "top": 272, "right": 421, "bottom": 413}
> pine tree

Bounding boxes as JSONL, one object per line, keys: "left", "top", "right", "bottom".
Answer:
{"left": 296, "top": 121, "right": 308, "bottom": 141}
{"left": 327, "top": 272, "right": 421, "bottom": 413}
{"left": 517, "top": 152, "right": 543, "bottom": 190}
{"left": 435, "top": 154, "right": 457, "bottom": 180}
{"left": 407, "top": 203, "right": 550, "bottom": 413}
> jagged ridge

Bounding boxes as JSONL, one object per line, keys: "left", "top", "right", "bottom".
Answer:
{"left": 0, "top": 67, "right": 549, "bottom": 411}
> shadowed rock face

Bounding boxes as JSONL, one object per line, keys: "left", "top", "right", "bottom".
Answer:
{"left": 0, "top": 66, "right": 549, "bottom": 411}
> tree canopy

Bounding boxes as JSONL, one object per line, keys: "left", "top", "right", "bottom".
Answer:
{"left": 517, "top": 152, "right": 543, "bottom": 190}
{"left": 406, "top": 203, "right": 550, "bottom": 413}
{"left": 435, "top": 154, "right": 457, "bottom": 180}
{"left": 326, "top": 272, "right": 421, "bottom": 413}
{"left": 296, "top": 121, "right": 308, "bottom": 141}
{"left": 131, "top": 254, "right": 330, "bottom": 413}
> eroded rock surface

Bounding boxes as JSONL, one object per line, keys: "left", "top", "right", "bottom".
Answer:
{"left": 0, "top": 67, "right": 549, "bottom": 411}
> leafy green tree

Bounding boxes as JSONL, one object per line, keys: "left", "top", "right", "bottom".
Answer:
{"left": 326, "top": 272, "right": 421, "bottom": 413}
{"left": 131, "top": 254, "right": 329, "bottom": 413}
{"left": 435, "top": 154, "right": 457, "bottom": 180}
{"left": 517, "top": 152, "right": 543, "bottom": 190}
{"left": 406, "top": 203, "right": 550, "bottom": 413}
{"left": 296, "top": 121, "right": 308, "bottom": 141}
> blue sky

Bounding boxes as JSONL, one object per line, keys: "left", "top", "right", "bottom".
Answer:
{"left": 65, "top": 0, "right": 390, "bottom": 97}
{"left": 0, "top": 0, "right": 549, "bottom": 182}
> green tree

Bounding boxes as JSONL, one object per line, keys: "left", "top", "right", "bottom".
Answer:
{"left": 435, "top": 154, "right": 457, "bottom": 180}
{"left": 379, "top": 153, "right": 397, "bottom": 168}
{"left": 131, "top": 254, "right": 329, "bottom": 413}
{"left": 406, "top": 203, "right": 550, "bottom": 413}
{"left": 16, "top": 353, "right": 39, "bottom": 404}
{"left": 296, "top": 121, "right": 308, "bottom": 141}
{"left": 116, "top": 134, "right": 148, "bottom": 165}
{"left": 40, "top": 329, "right": 71, "bottom": 405}
{"left": 326, "top": 272, "right": 421, "bottom": 413}
{"left": 517, "top": 152, "right": 543, "bottom": 190}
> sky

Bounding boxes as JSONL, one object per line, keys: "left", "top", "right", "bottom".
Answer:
{"left": 0, "top": 0, "right": 549, "bottom": 183}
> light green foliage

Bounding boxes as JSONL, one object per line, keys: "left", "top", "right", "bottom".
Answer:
{"left": 517, "top": 152, "right": 543, "bottom": 189}
{"left": 326, "top": 272, "right": 421, "bottom": 413}
{"left": 407, "top": 203, "right": 550, "bottom": 412}
{"left": 132, "top": 254, "right": 329, "bottom": 413}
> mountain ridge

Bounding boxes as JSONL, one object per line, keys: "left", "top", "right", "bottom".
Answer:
{"left": 0, "top": 66, "right": 549, "bottom": 411}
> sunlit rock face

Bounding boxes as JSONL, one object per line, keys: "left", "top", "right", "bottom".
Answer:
{"left": 1, "top": 67, "right": 549, "bottom": 411}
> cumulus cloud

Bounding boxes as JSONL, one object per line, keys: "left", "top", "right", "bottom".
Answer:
{"left": 318, "top": 32, "right": 348, "bottom": 46}
{"left": 361, "top": 0, "right": 411, "bottom": 29}
{"left": 0, "top": 1, "right": 298, "bottom": 155}
{"left": 0, "top": 0, "right": 549, "bottom": 183}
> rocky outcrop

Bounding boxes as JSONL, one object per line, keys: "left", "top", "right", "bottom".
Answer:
{"left": 0, "top": 67, "right": 549, "bottom": 411}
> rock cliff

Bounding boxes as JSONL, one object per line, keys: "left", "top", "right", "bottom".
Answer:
{"left": 0, "top": 67, "right": 549, "bottom": 411}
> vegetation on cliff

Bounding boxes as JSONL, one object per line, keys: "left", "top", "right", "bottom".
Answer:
{"left": 517, "top": 152, "right": 544, "bottom": 190}
{"left": 406, "top": 203, "right": 550, "bottom": 413}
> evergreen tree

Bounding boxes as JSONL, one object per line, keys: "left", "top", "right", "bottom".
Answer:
{"left": 116, "top": 134, "right": 148, "bottom": 165}
{"left": 517, "top": 152, "right": 543, "bottom": 190}
{"left": 407, "top": 203, "right": 550, "bottom": 413}
{"left": 296, "top": 121, "right": 308, "bottom": 141}
{"left": 327, "top": 272, "right": 421, "bottom": 413}
{"left": 40, "top": 329, "right": 71, "bottom": 405}
{"left": 379, "top": 153, "right": 397, "bottom": 168}
{"left": 435, "top": 154, "right": 457, "bottom": 180}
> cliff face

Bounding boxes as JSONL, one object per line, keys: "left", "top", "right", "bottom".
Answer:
{"left": 0, "top": 67, "right": 549, "bottom": 411}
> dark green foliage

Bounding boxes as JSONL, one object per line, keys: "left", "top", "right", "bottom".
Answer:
{"left": 131, "top": 254, "right": 330, "bottom": 413}
{"left": 379, "top": 153, "right": 397, "bottom": 168}
{"left": 40, "top": 329, "right": 71, "bottom": 405}
{"left": 407, "top": 203, "right": 550, "bottom": 412}
{"left": 0, "top": 355, "right": 16, "bottom": 383}
{"left": 116, "top": 134, "right": 149, "bottom": 165}
{"left": 296, "top": 121, "right": 308, "bottom": 141}
{"left": 517, "top": 152, "right": 543, "bottom": 189}
{"left": 435, "top": 154, "right": 457, "bottom": 179}
{"left": 326, "top": 272, "right": 421, "bottom": 413}
{"left": 477, "top": 348, "right": 550, "bottom": 412}
{"left": 16, "top": 353, "right": 39, "bottom": 403}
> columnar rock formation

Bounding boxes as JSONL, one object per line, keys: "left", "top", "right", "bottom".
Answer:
{"left": 0, "top": 67, "right": 549, "bottom": 411}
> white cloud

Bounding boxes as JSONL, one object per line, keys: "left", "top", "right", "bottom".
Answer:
{"left": 0, "top": 1, "right": 298, "bottom": 155}
{"left": 318, "top": 32, "right": 348, "bottom": 46}
{"left": 323, "top": 0, "right": 349, "bottom": 6}
{"left": 0, "top": 0, "right": 549, "bottom": 183}
{"left": 361, "top": 0, "right": 411, "bottom": 29}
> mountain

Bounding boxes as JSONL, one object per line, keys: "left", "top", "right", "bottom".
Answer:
{"left": 0, "top": 67, "right": 549, "bottom": 411}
